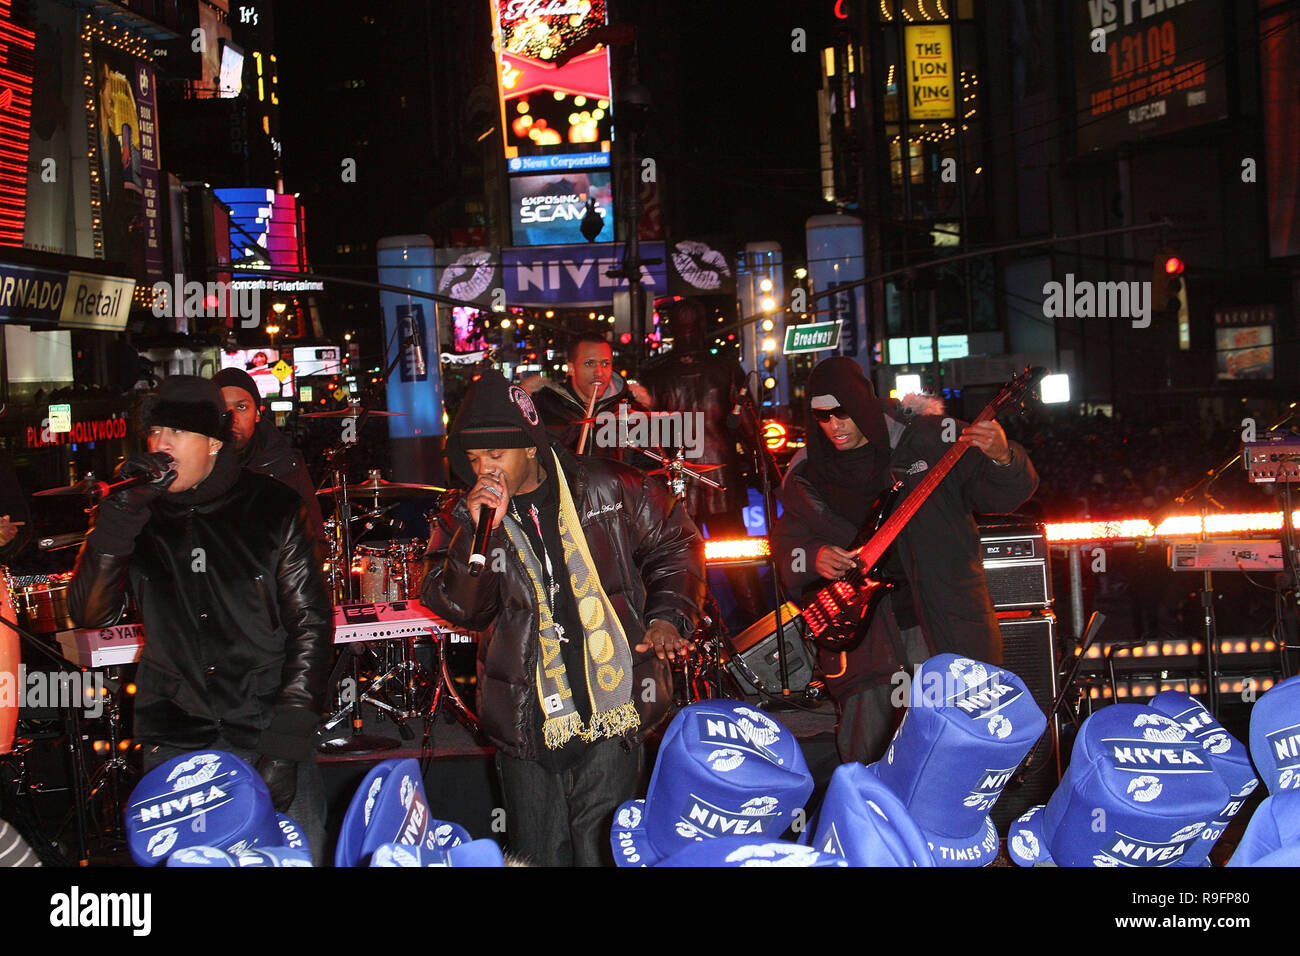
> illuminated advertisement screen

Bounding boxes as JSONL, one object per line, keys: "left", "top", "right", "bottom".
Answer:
{"left": 292, "top": 346, "right": 341, "bottom": 377}
{"left": 219, "top": 41, "right": 245, "bottom": 98}
{"left": 1215, "top": 307, "right": 1276, "bottom": 381}
{"left": 452, "top": 306, "right": 487, "bottom": 353}
{"left": 214, "top": 188, "right": 302, "bottom": 275}
{"left": 1074, "top": 0, "right": 1227, "bottom": 152}
{"left": 220, "top": 348, "right": 293, "bottom": 398}
{"left": 492, "top": 0, "right": 612, "bottom": 167}
{"left": 510, "top": 170, "right": 613, "bottom": 246}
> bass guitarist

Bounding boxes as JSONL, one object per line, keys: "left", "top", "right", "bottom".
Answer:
{"left": 772, "top": 357, "right": 1038, "bottom": 765}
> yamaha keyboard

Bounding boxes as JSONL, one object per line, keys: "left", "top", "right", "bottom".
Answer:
{"left": 333, "top": 600, "right": 474, "bottom": 644}
{"left": 56, "top": 623, "right": 146, "bottom": 668}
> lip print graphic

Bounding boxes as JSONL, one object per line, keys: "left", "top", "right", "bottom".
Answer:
{"left": 167, "top": 752, "right": 222, "bottom": 790}
{"left": 672, "top": 240, "right": 731, "bottom": 290}
{"left": 439, "top": 250, "right": 495, "bottom": 302}
{"left": 1126, "top": 775, "right": 1163, "bottom": 802}
{"left": 707, "top": 748, "right": 746, "bottom": 772}
{"left": 1010, "top": 829, "right": 1039, "bottom": 859}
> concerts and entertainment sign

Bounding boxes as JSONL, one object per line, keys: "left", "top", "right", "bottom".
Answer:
{"left": 501, "top": 241, "right": 667, "bottom": 306}
{"left": 1075, "top": 0, "right": 1228, "bottom": 152}
{"left": 904, "top": 24, "right": 955, "bottom": 120}
{"left": 491, "top": 0, "right": 612, "bottom": 169}
{"left": 510, "top": 170, "right": 613, "bottom": 246}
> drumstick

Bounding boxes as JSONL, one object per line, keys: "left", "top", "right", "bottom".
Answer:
{"left": 576, "top": 380, "right": 603, "bottom": 456}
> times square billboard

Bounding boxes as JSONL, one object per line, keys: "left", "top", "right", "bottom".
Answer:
{"left": 491, "top": 0, "right": 613, "bottom": 171}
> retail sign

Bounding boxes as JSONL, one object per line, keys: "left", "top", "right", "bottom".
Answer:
{"left": 783, "top": 322, "right": 841, "bottom": 354}
{"left": 904, "top": 24, "right": 955, "bottom": 120}
{"left": 0, "top": 262, "right": 135, "bottom": 331}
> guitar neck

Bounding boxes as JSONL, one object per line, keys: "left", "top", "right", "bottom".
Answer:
{"left": 855, "top": 404, "right": 998, "bottom": 569}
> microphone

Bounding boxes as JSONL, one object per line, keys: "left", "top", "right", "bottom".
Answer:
{"left": 468, "top": 504, "right": 493, "bottom": 577}
{"left": 407, "top": 333, "right": 427, "bottom": 377}
{"left": 88, "top": 464, "right": 177, "bottom": 501}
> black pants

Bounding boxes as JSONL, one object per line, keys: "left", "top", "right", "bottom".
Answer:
{"left": 495, "top": 737, "right": 643, "bottom": 867}
{"left": 834, "top": 625, "right": 931, "bottom": 766}
{"left": 143, "top": 739, "right": 327, "bottom": 866}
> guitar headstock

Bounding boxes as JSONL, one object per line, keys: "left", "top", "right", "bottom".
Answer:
{"left": 989, "top": 366, "right": 1048, "bottom": 417}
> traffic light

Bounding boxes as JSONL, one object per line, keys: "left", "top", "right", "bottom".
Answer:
{"left": 762, "top": 354, "right": 778, "bottom": 392}
{"left": 1152, "top": 248, "right": 1186, "bottom": 316}
{"left": 1152, "top": 247, "right": 1189, "bottom": 347}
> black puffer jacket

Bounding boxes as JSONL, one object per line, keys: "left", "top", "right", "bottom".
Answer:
{"left": 422, "top": 447, "right": 705, "bottom": 760}
{"left": 528, "top": 376, "right": 651, "bottom": 466}
{"left": 68, "top": 454, "right": 332, "bottom": 762}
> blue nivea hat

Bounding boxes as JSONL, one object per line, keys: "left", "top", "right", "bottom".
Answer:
{"left": 370, "top": 839, "right": 506, "bottom": 867}
{"left": 656, "top": 836, "right": 848, "bottom": 867}
{"left": 1009, "top": 704, "right": 1231, "bottom": 867}
{"left": 126, "top": 751, "right": 282, "bottom": 866}
{"left": 811, "top": 762, "right": 935, "bottom": 867}
{"left": 1226, "top": 790, "right": 1300, "bottom": 867}
{"left": 335, "top": 758, "right": 470, "bottom": 867}
{"left": 1149, "top": 691, "right": 1259, "bottom": 862}
{"left": 610, "top": 700, "right": 814, "bottom": 867}
{"left": 869, "top": 654, "right": 1047, "bottom": 866}
{"left": 1249, "top": 675, "right": 1300, "bottom": 795}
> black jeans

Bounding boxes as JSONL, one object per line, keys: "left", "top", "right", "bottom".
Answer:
{"left": 143, "top": 739, "right": 327, "bottom": 866}
{"left": 495, "top": 737, "right": 644, "bottom": 867}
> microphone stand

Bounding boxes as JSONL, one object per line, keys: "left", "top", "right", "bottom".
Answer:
{"left": 736, "top": 378, "right": 798, "bottom": 698}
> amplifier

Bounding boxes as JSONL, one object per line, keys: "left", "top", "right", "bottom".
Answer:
{"left": 1243, "top": 438, "right": 1300, "bottom": 483}
{"left": 723, "top": 602, "right": 814, "bottom": 698}
{"left": 990, "top": 610, "right": 1061, "bottom": 829}
{"left": 1168, "top": 540, "right": 1283, "bottom": 572}
{"left": 980, "top": 523, "right": 1052, "bottom": 611}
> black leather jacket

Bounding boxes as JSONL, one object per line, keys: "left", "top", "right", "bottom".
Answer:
{"left": 68, "top": 467, "right": 332, "bottom": 762}
{"left": 421, "top": 447, "right": 705, "bottom": 759}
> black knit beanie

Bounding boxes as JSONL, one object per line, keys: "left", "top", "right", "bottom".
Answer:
{"left": 142, "top": 375, "right": 231, "bottom": 439}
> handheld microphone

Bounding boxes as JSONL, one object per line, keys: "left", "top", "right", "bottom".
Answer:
{"left": 90, "top": 463, "right": 177, "bottom": 501}
{"left": 468, "top": 504, "right": 493, "bottom": 577}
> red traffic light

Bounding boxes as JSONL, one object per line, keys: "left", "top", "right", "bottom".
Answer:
{"left": 619, "top": 332, "right": 632, "bottom": 345}
{"left": 1163, "top": 256, "right": 1185, "bottom": 276}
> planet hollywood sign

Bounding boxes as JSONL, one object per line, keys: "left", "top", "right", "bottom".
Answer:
{"left": 26, "top": 416, "right": 128, "bottom": 449}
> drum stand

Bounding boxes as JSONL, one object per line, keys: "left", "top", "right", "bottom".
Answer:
{"left": 418, "top": 630, "right": 482, "bottom": 772}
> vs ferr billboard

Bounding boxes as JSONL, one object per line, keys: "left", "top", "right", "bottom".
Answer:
{"left": 1075, "top": 0, "right": 1227, "bottom": 152}
{"left": 491, "top": 0, "right": 612, "bottom": 167}
{"left": 510, "top": 170, "right": 612, "bottom": 245}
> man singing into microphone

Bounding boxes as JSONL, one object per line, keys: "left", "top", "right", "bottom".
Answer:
{"left": 68, "top": 376, "right": 332, "bottom": 859}
{"left": 422, "top": 371, "right": 704, "bottom": 866}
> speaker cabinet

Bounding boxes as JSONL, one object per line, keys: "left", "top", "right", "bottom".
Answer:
{"left": 991, "top": 610, "right": 1062, "bottom": 829}
{"left": 980, "top": 524, "right": 1053, "bottom": 610}
{"left": 723, "top": 602, "right": 814, "bottom": 698}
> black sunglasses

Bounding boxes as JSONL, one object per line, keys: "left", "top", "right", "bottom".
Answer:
{"left": 811, "top": 407, "right": 853, "bottom": 423}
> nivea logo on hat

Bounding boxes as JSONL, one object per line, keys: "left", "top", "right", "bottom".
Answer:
{"left": 1265, "top": 725, "right": 1300, "bottom": 790}
{"left": 657, "top": 837, "right": 848, "bottom": 868}
{"left": 610, "top": 700, "right": 813, "bottom": 867}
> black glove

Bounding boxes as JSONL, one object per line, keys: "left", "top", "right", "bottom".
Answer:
{"left": 87, "top": 452, "right": 176, "bottom": 555}
{"left": 256, "top": 756, "right": 298, "bottom": 813}
{"left": 109, "top": 452, "right": 177, "bottom": 513}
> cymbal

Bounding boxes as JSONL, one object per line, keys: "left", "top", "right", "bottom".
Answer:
{"left": 317, "top": 477, "right": 445, "bottom": 497}
{"left": 301, "top": 407, "right": 407, "bottom": 419}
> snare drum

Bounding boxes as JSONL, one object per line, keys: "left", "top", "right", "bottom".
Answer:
{"left": 354, "top": 541, "right": 428, "bottom": 603}
{"left": 1, "top": 568, "right": 19, "bottom": 754}
{"left": 16, "top": 572, "right": 75, "bottom": 634}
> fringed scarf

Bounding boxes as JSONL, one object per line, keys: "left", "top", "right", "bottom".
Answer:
{"left": 502, "top": 449, "right": 639, "bottom": 749}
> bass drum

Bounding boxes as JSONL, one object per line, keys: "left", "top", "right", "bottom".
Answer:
{"left": 1, "top": 568, "right": 18, "bottom": 755}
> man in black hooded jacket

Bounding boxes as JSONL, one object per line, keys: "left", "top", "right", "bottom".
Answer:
{"left": 68, "top": 376, "right": 332, "bottom": 860}
{"left": 772, "top": 357, "right": 1038, "bottom": 765}
{"left": 421, "top": 371, "right": 704, "bottom": 866}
